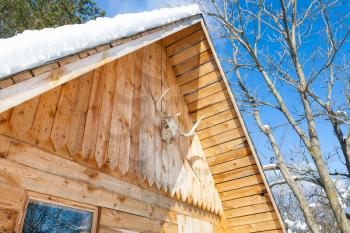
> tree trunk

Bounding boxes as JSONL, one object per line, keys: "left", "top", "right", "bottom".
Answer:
{"left": 278, "top": 163, "right": 321, "bottom": 233}
{"left": 310, "top": 144, "right": 350, "bottom": 233}
{"left": 254, "top": 110, "right": 321, "bottom": 233}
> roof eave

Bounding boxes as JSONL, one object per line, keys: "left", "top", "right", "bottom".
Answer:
{"left": 0, "top": 14, "right": 203, "bottom": 114}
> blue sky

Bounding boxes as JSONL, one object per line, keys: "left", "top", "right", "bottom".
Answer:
{"left": 96, "top": 0, "right": 192, "bottom": 16}
{"left": 95, "top": 1, "right": 349, "bottom": 174}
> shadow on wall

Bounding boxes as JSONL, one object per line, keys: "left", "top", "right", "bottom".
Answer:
{"left": 0, "top": 41, "right": 222, "bottom": 232}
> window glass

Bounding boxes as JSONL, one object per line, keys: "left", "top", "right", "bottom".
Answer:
{"left": 22, "top": 199, "right": 93, "bottom": 233}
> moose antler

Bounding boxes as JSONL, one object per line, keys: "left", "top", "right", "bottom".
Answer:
{"left": 148, "top": 85, "right": 203, "bottom": 180}
{"left": 181, "top": 116, "right": 205, "bottom": 137}
{"left": 149, "top": 85, "right": 204, "bottom": 138}
{"left": 149, "top": 85, "right": 169, "bottom": 117}
{"left": 155, "top": 88, "right": 169, "bottom": 112}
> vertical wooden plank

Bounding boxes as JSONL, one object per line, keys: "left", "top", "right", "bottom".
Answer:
{"left": 9, "top": 96, "right": 40, "bottom": 134}
{"left": 129, "top": 49, "right": 144, "bottom": 178}
{"left": 147, "top": 44, "right": 156, "bottom": 187}
{"left": 138, "top": 46, "right": 150, "bottom": 182}
{"left": 108, "top": 57, "right": 126, "bottom": 170}
{"left": 172, "top": 63, "right": 182, "bottom": 198}
{"left": 160, "top": 48, "right": 169, "bottom": 193}
{"left": 81, "top": 66, "right": 106, "bottom": 160}
{"left": 118, "top": 52, "right": 136, "bottom": 175}
{"left": 66, "top": 71, "right": 94, "bottom": 157}
{"left": 50, "top": 79, "right": 78, "bottom": 151}
{"left": 153, "top": 44, "right": 162, "bottom": 190}
{"left": 30, "top": 86, "right": 61, "bottom": 147}
{"left": 95, "top": 62, "right": 117, "bottom": 168}
{"left": 167, "top": 60, "right": 181, "bottom": 197}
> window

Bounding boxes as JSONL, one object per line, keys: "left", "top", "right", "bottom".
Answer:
{"left": 20, "top": 192, "right": 97, "bottom": 233}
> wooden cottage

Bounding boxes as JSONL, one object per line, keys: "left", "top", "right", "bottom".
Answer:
{"left": 0, "top": 6, "right": 286, "bottom": 233}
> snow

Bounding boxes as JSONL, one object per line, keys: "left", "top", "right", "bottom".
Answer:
{"left": 0, "top": 4, "right": 201, "bottom": 79}
{"left": 263, "top": 163, "right": 277, "bottom": 170}
{"left": 336, "top": 110, "right": 347, "bottom": 116}
{"left": 263, "top": 124, "right": 270, "bottom": 130}
{"left": 308, "top": 202, "right": 317, "bottom": 208}
{"left": 285, "top": 218, "right": 307, "bottom": 232}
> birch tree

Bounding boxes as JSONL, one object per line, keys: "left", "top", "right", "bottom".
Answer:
{"left": 197, "top": 0, "right": 350, "bottom": 232}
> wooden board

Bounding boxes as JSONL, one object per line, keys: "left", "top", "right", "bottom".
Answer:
{"left": 174, "top": 50, "right": 214, "bottom": 76}
{"left": 180, "top": 70, "right": 221, "bottom": 95}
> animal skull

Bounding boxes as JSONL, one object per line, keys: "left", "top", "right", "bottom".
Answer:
{"left": 149, "top": 86, "right": 204, "bottom": 143}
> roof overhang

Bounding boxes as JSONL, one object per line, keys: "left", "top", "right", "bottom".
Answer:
{"left": 0, "top": 15, "right": 201, "bottom": 113}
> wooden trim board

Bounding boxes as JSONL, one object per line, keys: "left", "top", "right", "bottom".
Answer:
{"left": 198, "top": 19, "right": 286, "bottom": 232}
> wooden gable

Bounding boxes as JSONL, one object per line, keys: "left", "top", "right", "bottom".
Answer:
{"left": 0, "top": 16, "right": 285, "bottom": 233}
{"left": 161, "top": 22, "right": 285, "bottom": 233}
{"left": 0, "top": 42, "right": 222, "bottom": 215}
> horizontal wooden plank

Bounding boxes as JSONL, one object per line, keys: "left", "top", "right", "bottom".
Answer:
{"left": 197, "top": 111, "right": 237, "bottom": 133}
{"left": 166, "top": 30, "right": 206, "bottom": 56}
{"left": 229, "top": 220, "right": 281, "bottom": 233}
{"left": 163, "top": 23, "right": 202, "bottom": 47}
{"left": 99, "top": 226, "right": 139, "bottom": 233}
{"left": 225, "top": 203, "right": 275, "bottom": 219}
{"left": 221, "top": 194, "right": 270, "bottom": 210}
{"left": 174, "top": 50, "right": 214, "bottom": 76}
{"left": 210, "top": 155, "right": 256, "bottom": 175}
{"left": 3, "top": 137, "right": 219, "bottom": 224}
{"left": 190, "top": 100, "right": 232, "bottom": 122}
{"left": 197, "top": 118, "right": 245, "bottom": 140}
{"left": 100, "top": 208, "right": 178, "bottom": 233}
{"left": 213, "top": 165, "right": 259, "bottom": 184}
{"left": 188, "top": 90, "right": 229, "bottom": 113}
{"left": 203, "top": 137, "right": 246, "bottom": 157}
{"left": 177, "top": 61, "right": 217, "bottom": 86}
{"left": 185, "top": 80, "right": 225, "bottom": 104}
{"left": 180, "top": 70, "right": 221, "bottom": 95}
{"left": 219, "top": 184, "right": 267, "bottom": 202}
{"left": 201, "top": 128, "right": 245, "bottom": 149}
{"left": 169, "top": 40, "right": 210, "bottom": 66}
{"left": 217, "top": 174, "right": 263, "bottom": 193}
{"left": 227, "top": 211, "right": 278, "bottom": 227}
{"left": 207, "top": 146, "right": 251, "bottom": 167}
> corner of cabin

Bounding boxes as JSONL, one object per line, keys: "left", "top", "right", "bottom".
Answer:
{"left": 0, "top": 10, "right": 285, "bottom": 233}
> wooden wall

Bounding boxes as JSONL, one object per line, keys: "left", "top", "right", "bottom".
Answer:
{"left": 0, "top": 41, "right": 224, "bottom": 232}
{"left": 0, "top": 135, "right": 222, "bottom": 233}
{"left": 0, "top": 42, "right": 221, "bottom": 213}
{"left": 162, "top": 23, "right": 284, "bottom": 232}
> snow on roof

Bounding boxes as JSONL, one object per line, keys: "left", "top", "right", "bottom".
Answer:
{"left": 0, "top": 4, "right": 201, "bottom": 79}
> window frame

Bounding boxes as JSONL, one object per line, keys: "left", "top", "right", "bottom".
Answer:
{"left": 19, "top": 191, "right": 98, "bottom": 233}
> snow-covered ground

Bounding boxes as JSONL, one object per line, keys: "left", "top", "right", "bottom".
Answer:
{"left": 0, "top": 4, "right": 200, "bottom": 79}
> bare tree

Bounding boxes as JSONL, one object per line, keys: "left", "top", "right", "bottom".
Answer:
{"left": 197, "top": 0, "right": 350, "bottom": 232}
{"left": 268, "top": 167, "right": 349, "bottom": 233}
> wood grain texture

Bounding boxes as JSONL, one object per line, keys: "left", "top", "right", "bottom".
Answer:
{"left": 0, "top": 23, "right": 286, "bottom": 231}
{"left": 163, "top": 25, "right": 284, "bottom": 232}
{"left": 0, "top": 42, "right": 221, "bottom": 213}
{"left": 82, "top": 66, "right": 106, "bottom": 159}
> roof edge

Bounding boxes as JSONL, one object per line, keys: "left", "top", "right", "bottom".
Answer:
{"left": 1, "top": 14, "right": 202, "bottom": 81}
{"left": 199, "top": 18, "right": 287, "bottom": 232}
{"left": 0, "top": 15, "right": 202, "bottom": 114}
